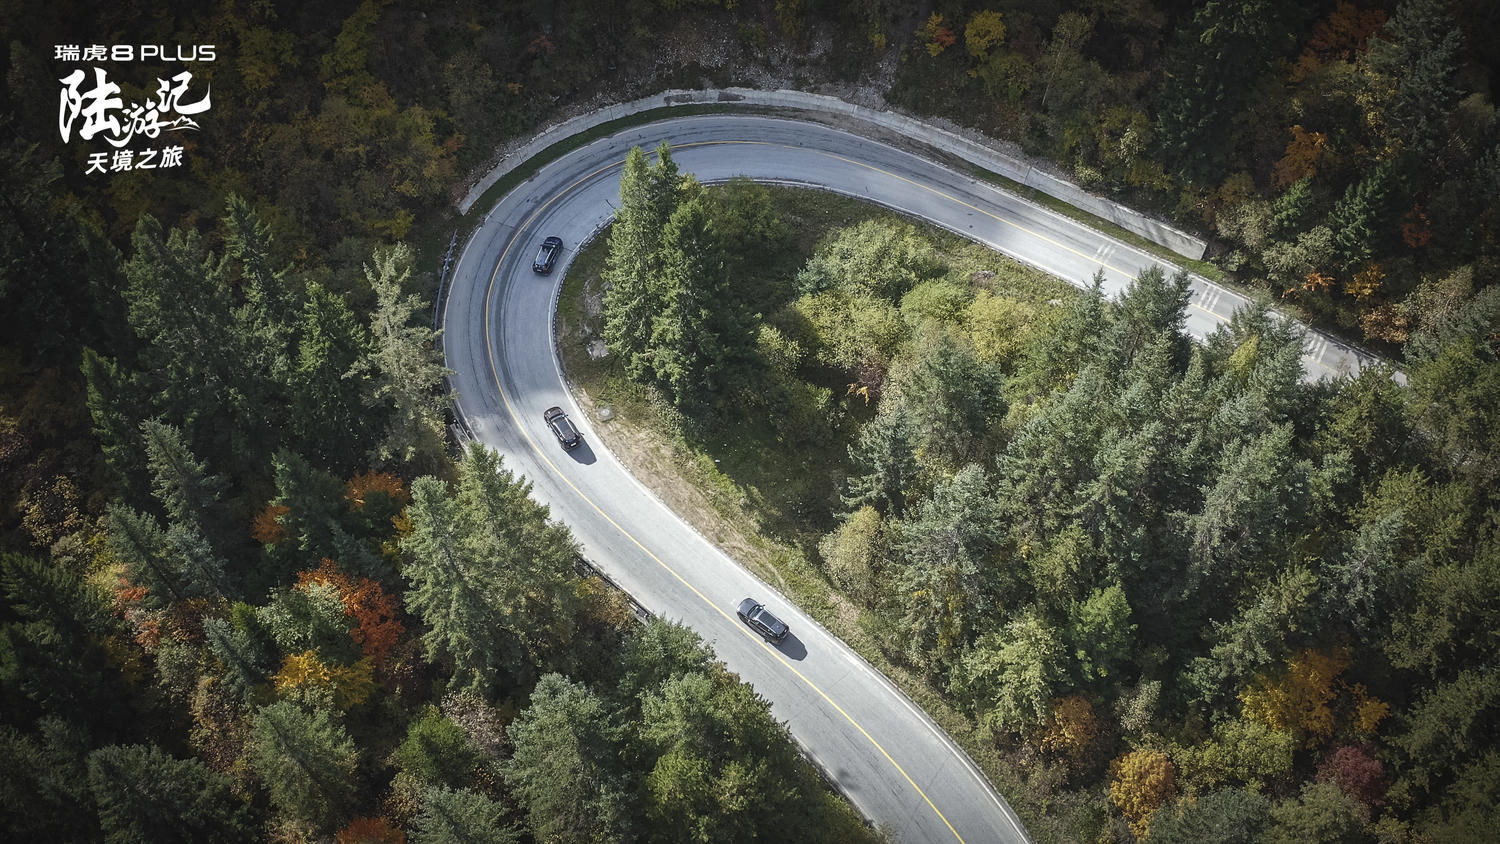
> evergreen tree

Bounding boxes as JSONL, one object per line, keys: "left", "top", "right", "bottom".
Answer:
{"left": 618, "top": 619, "right": 717, "bottom": 704}
{"left": 0, "top": 720, "right": 98, "bottom": 841}
{"left": 1404, "top": 337, "right": 1500, "bottom": 495}
{"left": 1153, "top": 0, "right": 1296, "bottom": 182}
{"left": 453, "top": 444, "right": 579, "bottom": 681}
{"left": 885, "top": 323, "right": 1006, "bottom": 470}
{"left": 1187, "top": 423, "right": 1310, "bottom": 598}
{"left": 1150, "top": 788, "right": 1272, "bottom": 844}
{"left": 411, "top": 786, "right": 519, "bottom": 844}
{"left": 605, "top": 144, "right": 680, "bottom": 382}
{"left": 354, "top": 243, "right": 451, "bottom": 473}
{"left": 1064, "top": 583, "right": 1136, "bottom": 686}
{"left": 401, "top": 474, "right": 515, "bottom": 692}
{"left": 0, "top": 554, "right": 143, "bottom": 742}
{"left": 996, "top": 365, "right": 1116, "bottom": 547}
{"left": 140, "top": 418, "right": 227, "bottom": 527}
{"left": 87, "top": 743, "right": 254, "bottom": 843}
{"left": 893, "top": 464, "right": 1001, "bottom": 675}
{"left": 393, "top": 708, "right": 485, "bottom": 789}
{"left": 0, "top": 141, "right": 123, "bottom": 360}
{"left": 1017, "top": 270, "right": 1109, "bottom": 395}
{"left": 204, "top": 612, "right": 275, "bottom": 704}
{"left": 951, "top": 611, "right": 1066, "bottom": 736}
{"left": 1363, "top": 0, "right": 1464, "bottom": 162}
{"left": 106, "top": 504, "right": 185, "bottom": 605}
{"left": 121, "top": 215, "right": 272, "bottom": 470}
{"left": 1187, "top": 566, "right": 1320, "bottom": 705}
{"left": 289, "top": 283, "right": 377, "bottom": 472}
{"left": 81, "top": 348, "right": 151, "bottom": 497}
{"left": 248, "top": 701, "right": 359, "bottom": 829}
{"left": 1109, "top": 266, "right": 1193, "bottom": 372}
{"left": 1266, "top": 781, "right": 1370, "bottom": 843}
{"left": 223, "top": 193, "right": 299, "bottom": 361}
{"left": 841, "top": 404, "right": 920, "bottom": 518}
{"left": 506, "top": 674, "right": 633, "bottom": 844}
{"left": 638, "top": 669, "right": 801, "bottom": 841}
{"left": 266, "top": 449, "right": 372, "bottom": 578}
{"left": 1328, "top": 162, "right": 1396, "bottom": 270}
{"left": 648, "top": 188, "right": 753, "bottom": 409}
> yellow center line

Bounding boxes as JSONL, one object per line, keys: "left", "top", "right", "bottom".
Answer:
{"left": 480, "top": 149, "right": 969, "bottom": 843}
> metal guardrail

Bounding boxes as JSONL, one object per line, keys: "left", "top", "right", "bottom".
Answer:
{"left": 431, "top": 229, "right": 459, "bottom": 334}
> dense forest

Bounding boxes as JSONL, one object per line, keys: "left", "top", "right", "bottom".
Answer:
{"left": 594, "top": 144, "right": 1500, "bottom": 841}
{"left": 3, "top": 0, "right": 1498, "bottom": 841}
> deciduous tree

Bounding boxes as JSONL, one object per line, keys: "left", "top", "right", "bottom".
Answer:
{"left": 1108, "top": 748, "right": 1176, "bottom": 838}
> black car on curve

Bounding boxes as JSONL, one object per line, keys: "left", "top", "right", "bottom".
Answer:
{"left": 544, "top": 406, "right": 581, "bottom": 449}
{"left": 533, "top": 236, "right": 563, "bottom": 274}
{"left": 737, "top": 598, "right": 790, "bottom": 643}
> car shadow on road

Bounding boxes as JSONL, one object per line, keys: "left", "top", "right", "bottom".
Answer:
{"left": 566, "top": 440, "right": 598, "bottom": 465}
{"left": 776, "top": 634, "right": 807, "bottom": 661}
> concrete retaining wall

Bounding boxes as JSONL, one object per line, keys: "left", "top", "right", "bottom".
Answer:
{"left": 458, "top": 87, "right": 1209, "bottom": 262}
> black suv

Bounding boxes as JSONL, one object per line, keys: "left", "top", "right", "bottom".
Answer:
{"left": 736, "top": 598, "right": 790, "bottom": 643}
{"left": 533, "top": 236, "right": 563, "bottom": 274}
{"left": 543, "top": 406, "right": 581, "bottom": 449}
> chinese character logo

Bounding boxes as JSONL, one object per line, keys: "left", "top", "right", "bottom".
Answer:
{"left": 58, "top": 68, "right": 210, "bottom": 147}
{"left": 54, "top": 44, "right": 213, "bottom": 175}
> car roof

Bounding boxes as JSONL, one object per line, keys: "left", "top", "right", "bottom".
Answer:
{"left": 756, "top": 608, "right": 786, "bottom": 630}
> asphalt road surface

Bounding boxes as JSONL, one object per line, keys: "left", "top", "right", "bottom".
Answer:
{"left": 443, "top": 115, "right": 1384, "bottom": 843}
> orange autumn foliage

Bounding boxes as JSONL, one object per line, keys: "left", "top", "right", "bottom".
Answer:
{"left": 1345, "top": 263, "right": 1385, "bottom": 300}
{"left": 1273, "top": 125, "right": 1330, "bottom": 188}
{"left": 337, "top": 817, "right": 406, "bottom": 844}
{"left": 1305, "top": 2, "right": 1387, "bottom": 61}
{"left": 297, "top": 559, "right": 405, "bottom": 668}
{"left": 345, "top": 471, "right": 409, "bottom": 510}
{"left": 1286, "top": 271, "right": 1336, "bottom": 301}
{"left": 252, "top": 504, "right": 290, "bottom": 544}
{"left": 1402, "top": 204, "right": 1433, "bottom": 248}
{"left": 1040, "top": 696, "right": 1097, "bottom": 762}
{"left": 920, "top": 13, "right": 958, "bottom": 56}
{"left": 1360, "top": 303, "right": 1413, "bottom": 344}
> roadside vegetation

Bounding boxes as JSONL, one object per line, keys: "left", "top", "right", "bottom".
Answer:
{"left": 572, "top": 149, "right": 1500, "bottom": 842}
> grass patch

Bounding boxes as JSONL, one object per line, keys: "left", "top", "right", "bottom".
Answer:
{"left": 557, "top": 185, "right": 1077, "bottom": 841}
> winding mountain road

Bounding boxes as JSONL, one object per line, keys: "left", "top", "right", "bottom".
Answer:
{"left": 442, "top": 115, "right": 1383, "bottom": 843}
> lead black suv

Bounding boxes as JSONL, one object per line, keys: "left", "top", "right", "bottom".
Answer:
{"left": 533, "top": 236, "right": 563, "bottom": 274}
{"left": 543, "top": 406, "right": 581, "bottom": 449}
{"left": 736, "top": 598, "right": 789, "bottom": 643}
